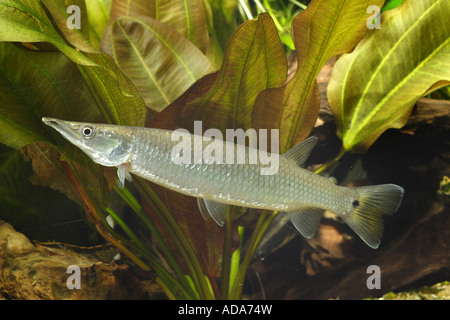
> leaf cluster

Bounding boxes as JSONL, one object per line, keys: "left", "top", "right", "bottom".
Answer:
{"left": 0, "top": 0, "right": 448, "bottom": 299}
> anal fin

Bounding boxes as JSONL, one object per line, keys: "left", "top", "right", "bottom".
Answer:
{"left": 288, "top": 207, "right": 323, "bottom": 239}
{"left": 197, "top": 198, "right": 229, "bottom": 226}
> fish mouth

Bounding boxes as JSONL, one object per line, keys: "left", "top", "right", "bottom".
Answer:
{"left": 42, "top": 117, "right": 83, "bottom": 144}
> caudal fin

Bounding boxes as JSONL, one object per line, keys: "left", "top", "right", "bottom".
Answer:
{"left": 343, "top": 184, "right": 404, "bottom": 249}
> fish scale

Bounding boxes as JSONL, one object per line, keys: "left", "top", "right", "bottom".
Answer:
{"left": 128, "top": 128, "right": 353, "bottom": 213}
{"left": 42, "top": 117, "right": 404, "bottom": 248}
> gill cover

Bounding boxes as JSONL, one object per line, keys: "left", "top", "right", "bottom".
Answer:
{"left": 42, "top": 117, "right": 134, "bottom": 167}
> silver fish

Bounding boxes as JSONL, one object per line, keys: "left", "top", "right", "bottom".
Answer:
{"left": 42, "top": 117, "right": 404, "bottom": 249}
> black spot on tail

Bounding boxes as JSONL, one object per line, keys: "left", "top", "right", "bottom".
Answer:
{"left": 352, "top": 200, "right": 360, "bottom": 208}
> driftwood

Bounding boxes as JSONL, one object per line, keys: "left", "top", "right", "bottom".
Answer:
{"left": 0, "top": 220, "right": 163, "bottom": 299}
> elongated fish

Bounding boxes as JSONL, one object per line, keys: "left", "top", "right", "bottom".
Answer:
{"left": 42, "top": 117, "right": 404, "bottom": 249}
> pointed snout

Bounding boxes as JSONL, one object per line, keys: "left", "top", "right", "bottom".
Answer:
{"left": 42, "top": 117, "right": 83, "bottom": 143}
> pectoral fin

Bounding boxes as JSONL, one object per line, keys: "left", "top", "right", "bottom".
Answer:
{"left": 288, "top": 207, "right": 323, "bottom": 239}
{"left": 197, "top": 198, "right": 229, "bottom": 226}
{"left": 117, "top": 164, "right": 132, "bottom": 189}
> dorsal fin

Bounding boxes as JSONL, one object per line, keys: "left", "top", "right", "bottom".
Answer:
{"left": 282, "top": 136, "right": 318, "bottom": 167}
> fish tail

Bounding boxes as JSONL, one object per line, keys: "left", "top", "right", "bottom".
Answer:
{"left": 342, "top": 184, "right": 404, "bottom": 249}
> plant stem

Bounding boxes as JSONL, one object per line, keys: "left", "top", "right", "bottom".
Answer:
{"left": 238, "top": 0, "right": 254, "bottom": 19}
{"left": 289, "top": 0, "right": 307, "bottom": 10}
{"left": 155, "top": 278, "right": 177, "bottom": 300}
{"left": 134, "top": 177, "right": 213, "bottom": 299}
{"left": 220, "top": 206, "right": 234, "bottom": 299}
{"left": 101, "top": 206, "right": 191, "bottom": 299}
{"left": 260, "top": 0, "right": 284, "bottom": 30}
{"left": 230, "top": 210, "right": 278, "bottom": 299}
{"left": 113, "top": 185, "right": 197, "bottom": 299}
{"left": 106, "top": 207, "right": 147, "bottom": 253}
{"left": 64, "top": 160, "right": 150, "bottom": 271}
{"left": 105, "top": 207, "right": 195, "bottom": 299}
{"left": 314, "top": 147, "right": 346, "bottom": 175}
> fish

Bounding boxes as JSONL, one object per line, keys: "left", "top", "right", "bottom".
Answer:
{"left": 253, "top": 212, "right": 295, "bottom": 261}
{"left": 42, "top": 117, "right": 404, "bottom": 249}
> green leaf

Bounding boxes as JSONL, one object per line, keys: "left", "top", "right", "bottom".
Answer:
{"left": 179, "top": 12, "right": 287, "bottom": 132}
{"left": 0, "top": 42, "right": 145, "bottom": 148}
{"left": 229, "top": 225, "right": 243, "bottom": 293}
{"left": 382, "top": 0, "right": 403, "bottom": 11}
{"left": 0, "top": 41, "right": 113, "bottom": 180}
{"left": 153, "top": 0, "right": 210, "bottom": 52}
{"left": 328, "top": 0, "right": 450, "bottom": 153}
{"left": 203, "top": 0, "right": 239, "bottom": 67}
{"left": 0, "top": 0, "right": 97, "bottom": 65}
{"left": 0, "top": 42, "right": 117, "bottom": 234}
{"left": 40, "top": 0, "right": 98, "bottom": 53}
{"left": 0, "top": 40, "right": 141, "bottom": 198}
{"left": 101, "top": 15, "right": 214, "bottom": 112}
{"left": 253, "top": 0, "right": 385, "bottom": 153}
{"left": 109, "top": 0, "right": 209, "bottom": 52}
{"left": 0, "top": 43, "right": 97, "bottom": 149}
{"left": 85, "top": 0, "right": 113, "bottom": 49}
{"left": 77, "top": 52, "right": 148, "bottom": 126}
{"left": 137, "top": 14, "right": 285, "bottom": 287}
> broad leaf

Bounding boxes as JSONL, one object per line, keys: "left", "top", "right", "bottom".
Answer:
{"left": 253, "top": 0, "right": 385, "bottom": 153}
{"left": 102, "top": 15, "right": 214, "bottom": 112}
{"left": 151, "top": 72, "right": 219, "bottom": 130}
{"left": 0, "top": 43, "right": 96, "bottom": 149}
{"left": 0, "top": 42, "right": 115, "bottom": 226}
{"left": 328, "top": 0, "right": 450, "bottom": 153}
{"left": 0, "top": 0, "right": 96, "bottom": 65}
{"left": 141, "top": 13, "right": 286, "bottom": 278}
{"left": 109, "top": 0, "right": 209, "bottom": 52}
{"left": 77, "top": 53, "right": 148, "bottom": 126}
{"left": 40, "top": 0, "right": 98, "bottom": 53}
{"left": 206, "top": 0, "right": 238, "bottom": 48}
{"left": 179, "top": 12, "right": 287, "bottom": 132}
{"left": 0, "top": 42, "right": 145, "bottom": 150}
{"left": 85, "top": 0, "right": 113, "bottom": 49}
{"left": 0, "top": 42, "right": 111, "bottom": 162}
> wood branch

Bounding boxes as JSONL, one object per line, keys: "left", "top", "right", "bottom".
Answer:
{"left": 0, "top": 220, "right": 164, "bottom": 300}
{"left": 406, "top": 98, "right": 450, "bottom": 129}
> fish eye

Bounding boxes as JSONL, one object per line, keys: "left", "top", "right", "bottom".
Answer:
{"left": 81, "top": 125, "right": 95, "bottom": 139}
